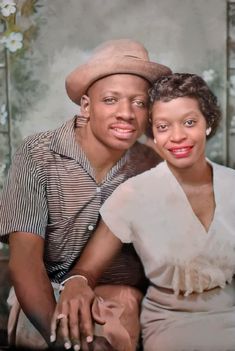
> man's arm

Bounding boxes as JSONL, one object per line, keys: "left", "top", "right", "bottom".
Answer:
{"left": 9, "top": 232, "right": 56, "bottom": 344}
{"left": 51, "top": 220, "right": 122, "bottom": 348}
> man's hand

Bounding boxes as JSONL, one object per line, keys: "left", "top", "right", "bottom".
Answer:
{"left": 50, "top": 277, "right": 105, "bottom": 350}
{"left": 50, "top": 221, "right": 122, "bottom": 349}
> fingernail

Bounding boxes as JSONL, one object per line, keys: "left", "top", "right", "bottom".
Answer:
{"left": 73, "top": 344, "right": 80, "bottom": 351}
{"left": 64, "top": 341, "right": 72, "bottom": 349}
{"left": 86, "top": 335, "right": 93, "bottom": 343}
{"left": 50, "top": 334, "right": 56, "bottom": 343}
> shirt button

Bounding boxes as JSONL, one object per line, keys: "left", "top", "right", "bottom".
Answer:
{"left": 88, "top": 225, "right": 94, "bottom": 231}
{"left": 96, "top": 187, "right": 101, "bottom": 193}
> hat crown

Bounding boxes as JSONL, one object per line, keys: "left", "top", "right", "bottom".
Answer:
{"left": 66, "top": 38, "right": 172, "bottom": 105}
{"left": 90, "top": 39, "right": 149, "bottom": 62}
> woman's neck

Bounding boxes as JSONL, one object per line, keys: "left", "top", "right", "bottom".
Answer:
{"left": 166, "top": 158, "right": 213, "bottom": 187}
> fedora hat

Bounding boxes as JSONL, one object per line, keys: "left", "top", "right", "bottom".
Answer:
{"left": 66, "top": 39, "right": 172, "bottom": 105}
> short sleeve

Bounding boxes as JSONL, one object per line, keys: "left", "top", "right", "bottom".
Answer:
{"left": 100, "top": 180, "right": 135, "bottom": 243}
{"left": 0, "top": 142, "right": 48, "bottom": 243}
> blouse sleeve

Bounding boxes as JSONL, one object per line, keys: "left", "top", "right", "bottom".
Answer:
{"left": 100, "top": 180, "right": 135, "bottom": 243}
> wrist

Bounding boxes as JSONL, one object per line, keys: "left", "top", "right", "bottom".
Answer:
{"left": 61, "top": 269, "right": 96, "bottom": 289}
{"left": 59, "top": 275, "right": 88, "bottom": 293}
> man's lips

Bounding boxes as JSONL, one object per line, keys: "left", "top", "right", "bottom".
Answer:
{"left": 168, "top": 146, "right": 193, "bottom": 158}
{"left": 110, "top": 124, "right": 136, "bottom": 139}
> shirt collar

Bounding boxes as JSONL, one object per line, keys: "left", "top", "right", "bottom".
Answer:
{"left": 49, "top": 116, "right": 83, "bottom": 161}
{"left": 50, "top": 116, "right": 130, "bottom": 181}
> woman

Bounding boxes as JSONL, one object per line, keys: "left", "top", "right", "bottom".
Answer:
{"left": 52, "top": 74, "right": 235, "bottom": 351}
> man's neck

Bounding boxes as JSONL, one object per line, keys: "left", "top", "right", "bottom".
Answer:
{"left": 75, "top": 125, "right": 127, "bottom": 183}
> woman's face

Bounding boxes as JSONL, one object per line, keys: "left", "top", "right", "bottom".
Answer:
{"left": 151, "top": 97, "right": 207, "bottom": 170}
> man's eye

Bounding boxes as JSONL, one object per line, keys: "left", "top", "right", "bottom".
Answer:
{"left": 103, "top": 97, "right": 116, "bottom": 104}
{"left": 134, "top": 100, "right": 146, "bottom": 108}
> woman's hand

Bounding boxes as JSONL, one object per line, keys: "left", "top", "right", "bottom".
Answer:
{"left": 50, "top": 277, "right": 104, "bottom": 350}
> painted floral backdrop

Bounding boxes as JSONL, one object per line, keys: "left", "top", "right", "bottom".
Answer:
{"left": 0, "top": 1, "right": 234, "bottom": 257}
{"left": 0, "top": 0, "right": 234, "bottom": 337}
{"left": 0, "top": 0, "right": 45, "bottom": 253}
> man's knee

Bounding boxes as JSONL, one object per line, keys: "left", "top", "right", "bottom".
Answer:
{"left": 95, "top": 285, "right": 143, "bottom": 313}
{"left": 94, "top": 285, "right": 142, "bottom": 350}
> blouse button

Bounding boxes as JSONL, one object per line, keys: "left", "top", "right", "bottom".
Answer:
{"left": 88, "top": 225, "right": 94, "bottom": 231}
{"left": 96, "top": 187, "right": 101, "bottom": 193}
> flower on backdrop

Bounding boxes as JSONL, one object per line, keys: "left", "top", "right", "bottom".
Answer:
{"left": 202, "top": 69, "right": 217, "bottom": 84}
{"left": 0, "top": 0, "right": 16, "bottom": 17}
{"left": 0, "top": 35, "right": 7, "bottom": 45}
{"left": 229, "top": 75, "right": 235, "bottom": 96}
{"left": 0, "top": 104, "right": 8, "bottom": 125}
{"left": 0, "top": 31, "right": 23, "bottom": 52}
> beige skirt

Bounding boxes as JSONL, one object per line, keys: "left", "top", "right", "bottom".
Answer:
{"left": 141, "top": 280, "right": 235, "bottom": 351}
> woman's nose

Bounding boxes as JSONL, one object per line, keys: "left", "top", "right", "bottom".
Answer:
{"left": 170, "top": 125, "right": 186, "bottom": 142}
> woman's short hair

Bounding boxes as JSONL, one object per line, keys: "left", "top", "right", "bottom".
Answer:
{"left": 147, "top": 73, "right": 222, "bottom": 139}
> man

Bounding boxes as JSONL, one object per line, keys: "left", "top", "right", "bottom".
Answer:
{"left": 0, "top": 39, "right": 171, "bottom": 350}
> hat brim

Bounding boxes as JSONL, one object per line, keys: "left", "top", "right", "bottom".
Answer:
{"left": 66, "top": 56, "right": 172, "bottom": 105}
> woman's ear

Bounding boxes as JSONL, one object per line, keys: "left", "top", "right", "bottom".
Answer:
{"left": 80, "top": 95, "right": 90, "bottom": 117}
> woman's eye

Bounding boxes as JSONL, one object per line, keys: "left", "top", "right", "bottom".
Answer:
{"left": 157, "top": 124, "right": 168, "bottom": 132}
{"left": 185, "top": 119, "right": 195, "bottom": 127}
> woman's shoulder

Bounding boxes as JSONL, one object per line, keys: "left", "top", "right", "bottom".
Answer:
{"left": 123, "top": 161, "right": 167, "bottom": 187}
{"left": 210, "top": 160, "right": 235, "bottom": 179}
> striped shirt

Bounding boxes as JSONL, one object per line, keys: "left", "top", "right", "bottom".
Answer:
{"left": 0, "top": 116, "right": 160, "bottom": 287}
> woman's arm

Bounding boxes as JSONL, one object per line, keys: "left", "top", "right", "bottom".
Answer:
{"left": 74, "top": 219, "right": 123, "bottom": 283}
{"left": 50, "top": 219, "right": 122, "bottom": 349}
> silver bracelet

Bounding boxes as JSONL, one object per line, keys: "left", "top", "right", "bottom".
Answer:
{"left": 59, "top": 275, "right": 88, "bottom": 293}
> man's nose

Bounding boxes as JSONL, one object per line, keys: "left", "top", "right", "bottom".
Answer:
{"left": 116, "top": 100, "right": 135, "bottom": 120}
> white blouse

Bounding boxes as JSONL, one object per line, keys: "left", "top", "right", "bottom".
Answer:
{"left": 100, "top": 161, "right": 235, "bottom": 296}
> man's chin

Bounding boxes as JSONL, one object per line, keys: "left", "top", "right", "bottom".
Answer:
{"left": 109, "top": 139, "right": 137, "bottom": 151}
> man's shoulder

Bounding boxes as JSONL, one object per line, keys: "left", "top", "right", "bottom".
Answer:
{"left": 15, "top": 118, "right": 72, "bottom": 159}
{"left": 16, "top": 129, "right": 55, "bottom": 161}
{"left": 23, "top": 130, "right": 54, "bottom": 149}
{"left": 127, "top": 141, "right": 161, "bottom": 174}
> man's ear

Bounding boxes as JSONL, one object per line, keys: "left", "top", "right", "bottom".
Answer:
{"left": 80, "top": 95, "right": 90, "bottom": 117}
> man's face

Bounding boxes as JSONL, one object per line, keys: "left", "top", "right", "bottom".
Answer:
{"left": 80, "top": 74, "right": 150, "bottom": 152}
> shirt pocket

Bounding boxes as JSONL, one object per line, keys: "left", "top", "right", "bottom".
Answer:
{"left": 44, "top": 216, "right": 98, "bottom": 263}
{"left": 44, "top": 217, "right": 73, "bottom": 263}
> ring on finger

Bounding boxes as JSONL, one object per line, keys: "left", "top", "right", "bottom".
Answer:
{"left": 56, "top": 313, "right": 67, "bottom": 321}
